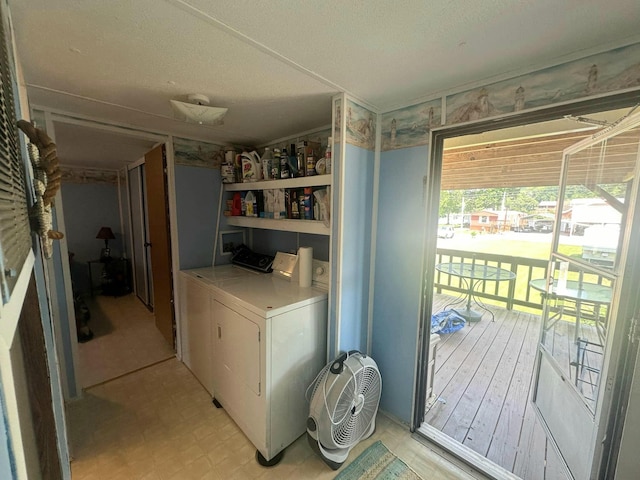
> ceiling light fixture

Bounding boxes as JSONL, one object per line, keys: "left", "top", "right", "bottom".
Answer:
{"left": 170, "top": 94, "right": 227, "bottom": 126}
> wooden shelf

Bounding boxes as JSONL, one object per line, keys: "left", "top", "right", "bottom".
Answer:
{"left": 224, "top": 174, "right": 331, "bottom": 191}
{"left": 226, "top": 216, "right": 330, "bottom": 236}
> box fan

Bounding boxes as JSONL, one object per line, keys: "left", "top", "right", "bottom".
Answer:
{"left": 306, "top": 351, "right": 382, "bottom": 470}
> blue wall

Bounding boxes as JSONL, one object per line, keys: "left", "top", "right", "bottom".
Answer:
{"left": 60, "top": 182, "right": 122, "bottom": 296}
{"left": 251, "top": 230, "right": 330, "bottom": 261}
{"left": 372, "top": 145, "right": 428, "bottom": 423}
{"left": 174, "top": 165, "right": 220, "bottom": 269}
{"left": 60, "top": 183, "right": 122, "bottom": 263}
{"left": 330, "top": 143, "right": 375, "bottom": 358}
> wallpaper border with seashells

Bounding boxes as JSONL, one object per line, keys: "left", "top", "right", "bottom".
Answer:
{"left": 380, "top": 42, "right": 640, "bottom": 152}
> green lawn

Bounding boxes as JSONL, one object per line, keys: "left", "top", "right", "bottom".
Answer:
{"left": 436, "top": 232, "right": 591, "bottom": 315}
{"left": 442, "top": 232, "right": 582, "bottom": 260}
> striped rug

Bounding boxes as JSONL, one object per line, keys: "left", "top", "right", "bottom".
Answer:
{"left": 334, "top": 441, "right": 422, "bottom": 480}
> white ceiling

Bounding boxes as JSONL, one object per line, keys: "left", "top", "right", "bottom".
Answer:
{"left": 9, "top": 0, "right": 640, "bottom": 169}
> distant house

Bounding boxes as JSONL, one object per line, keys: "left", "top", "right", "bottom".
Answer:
{"left": 565, "top": 198, "right": 623, "bottom": 234}
{"left": 439, "top": 213, "right": 471, "bottom": 227}
{"left": 468, "top": 209, "right": 522, "bottom": 232}
{"left": 538, "top": 200, "right": 557, "bottom": 213}
{"left": 469, "top": 210, "right": 499, "bottom": 232}
{"left": 537, "top": 198, "right": 623, "bottom": 235}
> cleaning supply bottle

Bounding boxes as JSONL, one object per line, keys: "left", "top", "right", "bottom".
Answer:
{"left": 271, "top": 148, "right": 281, "bottom": 180}
{"left": 244, "top": 191, "right": 257, "bottom": 217}
{"left": 250, "top": 150, "right": 263, "bottom": 180}
{"left": 289, "top": 143, "right": 300, "bottom": 177}
{"left": 262, "top": 147, "right": 273, "bottom": 180}
{"left": 241, "top": 152, "right": 257, "bottom": 182}
{"left": 280, "top": 148, "right": 290, "bottom": 178}
{"left": 221, "top": 149, "right": 236, "bottom": 183}
{"left": 296, "top": 148, "right": 305, "bottom": 177}
{"left": 306, "top": 150, "right": 316, "bottom": 176}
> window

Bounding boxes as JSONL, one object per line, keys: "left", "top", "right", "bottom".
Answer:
{"left": 0, "top": 10, "right": 31, "bottom": 303}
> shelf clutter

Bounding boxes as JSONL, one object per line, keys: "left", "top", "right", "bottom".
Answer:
{"left": 220, "top": 138, "right": 332, "bottom": 235}
{"left": 222, "top": 140, "right": 330, "bottom": 184}
{"left": 224, "top": 184, "right": 330, "bottom": 222}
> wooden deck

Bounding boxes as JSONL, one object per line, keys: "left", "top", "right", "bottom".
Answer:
{"left": 422, "top": 294, "right": 579, "bottom": 480}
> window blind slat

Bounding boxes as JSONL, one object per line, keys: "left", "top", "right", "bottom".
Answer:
{"left": 0, "top": 10, "right": 32, "bottom": 303}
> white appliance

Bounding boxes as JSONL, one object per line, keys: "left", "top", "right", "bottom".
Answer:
{"left": 179, "top": 263, "right": 328, "bottom": 466}
{"left": 306, "top": 351, "right": 382, "bottom": 470}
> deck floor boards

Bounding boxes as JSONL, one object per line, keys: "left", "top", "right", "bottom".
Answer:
{"left": 441, "top": 308, "right": 522, "bottom": 445}
{"left": 486, "top": 311, "right": 539, "bottom": 471}
{"left": 464, "top": 310, "right": 532, "bottom": 457}
{"left": 422, "top": 293, "right": 599, "bottom": 479}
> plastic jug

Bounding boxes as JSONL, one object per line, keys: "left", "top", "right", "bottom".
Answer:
{"left": 241, "top": 152, "right": 261, "bottom": 182}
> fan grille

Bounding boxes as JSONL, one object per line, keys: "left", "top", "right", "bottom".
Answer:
{"left": 308, "top": 363, "right": 331, "bottom": 401}
{"left": 331, "top": 364, "right": 381, "bottom": 447}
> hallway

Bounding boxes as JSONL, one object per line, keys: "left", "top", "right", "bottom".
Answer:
{"left": 77, "top": 294, "right": 174, "bottom": 388}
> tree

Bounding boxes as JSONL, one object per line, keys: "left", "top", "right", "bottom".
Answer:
{"left": 439, "top": 182, "right": 628, "bottom": 220}
{"left": 463, "top": 188, "right": 504, "bottom": 212}
{"left": 439, "top": 190, "right": 463, "bottom": 223}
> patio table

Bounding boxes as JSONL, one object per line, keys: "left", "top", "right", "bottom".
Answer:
{"left": 436, "top": 262, "right": 516, "bottom": 322}
{"left": 529, "top": 278, "right": 612, "bottom": 343}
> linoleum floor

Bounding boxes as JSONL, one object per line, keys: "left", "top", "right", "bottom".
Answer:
{"left": 68, "top": 358, "right": 485, "bottom": 480}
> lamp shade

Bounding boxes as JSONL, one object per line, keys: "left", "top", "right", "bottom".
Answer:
{"left": 96, "top": 227, "right": 115, "bottom": 240}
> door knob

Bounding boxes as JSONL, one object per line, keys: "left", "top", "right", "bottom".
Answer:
{"left": 144, "top": 242, "right": 152, "bottom": 247}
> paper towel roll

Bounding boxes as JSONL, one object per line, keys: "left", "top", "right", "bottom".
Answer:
{"left": 298, "top": 246, "right": 313, "bottom": 287}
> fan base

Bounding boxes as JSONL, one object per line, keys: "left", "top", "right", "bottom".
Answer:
{"left": 306, "top": 433, "right": 345, "bottom": 470}
{"left": 255, "top": 449, "right": 284, "bottom": 467}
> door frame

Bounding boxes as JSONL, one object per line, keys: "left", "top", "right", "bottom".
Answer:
{"left": 413, "top": 92, "right": 640, "bottom": 479}
{"left": 29, "top": 107, "right": 186, "bottom": 398}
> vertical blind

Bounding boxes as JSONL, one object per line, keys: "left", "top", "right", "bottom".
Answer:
{"left": 0, "top": 10, "right": 32, "bottom": 303}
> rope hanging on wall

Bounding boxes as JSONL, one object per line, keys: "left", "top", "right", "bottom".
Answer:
{"left": 17, "top": 120, "right": 63, "bottom": 258}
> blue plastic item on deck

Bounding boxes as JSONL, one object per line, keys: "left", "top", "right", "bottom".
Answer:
{"left": 431, "top": 309, "right": 466, "bottom": 334}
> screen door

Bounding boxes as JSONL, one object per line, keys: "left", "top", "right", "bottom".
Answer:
{"left": 533, "top": 110, "right": 640, "bottom": 479}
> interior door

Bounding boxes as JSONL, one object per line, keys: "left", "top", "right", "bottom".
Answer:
{"left": 532, "top": 111, "right": 640, "bottom": 479}
{"left": 128, "top": 164, "right": 152, "bottom": 306}
{"left": 144, "top": 144, "right": 175, "bottom": 348}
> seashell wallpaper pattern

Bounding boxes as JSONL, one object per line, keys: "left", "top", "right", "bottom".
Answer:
{"left": 381, "top": 42, "right": 640, "bottom": 152}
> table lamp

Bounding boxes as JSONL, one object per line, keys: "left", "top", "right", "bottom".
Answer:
{"left": 96, "top": 227, "right": 115, "bottom": 261}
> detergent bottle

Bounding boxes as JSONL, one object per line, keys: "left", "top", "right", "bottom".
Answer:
{"left": 241, "top": 152, "right": 259, "bottom": 182}
{"left": 250, "top": 151, "right": 263, "bottom": 180}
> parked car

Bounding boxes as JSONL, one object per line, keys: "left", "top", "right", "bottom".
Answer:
{"left": 437, "top": 226, "right": 455, "bottom": 239}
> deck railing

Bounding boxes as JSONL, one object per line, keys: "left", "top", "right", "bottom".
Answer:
{"left": 434, "top": 248, "right": 549, "bottom": 311}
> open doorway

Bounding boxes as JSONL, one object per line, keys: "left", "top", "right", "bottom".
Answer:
{"left": 46, "top": 116, "right": 174, "bottom": 389}
{"left": 416, "top": 101, "right": 639, "bottom": 479}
